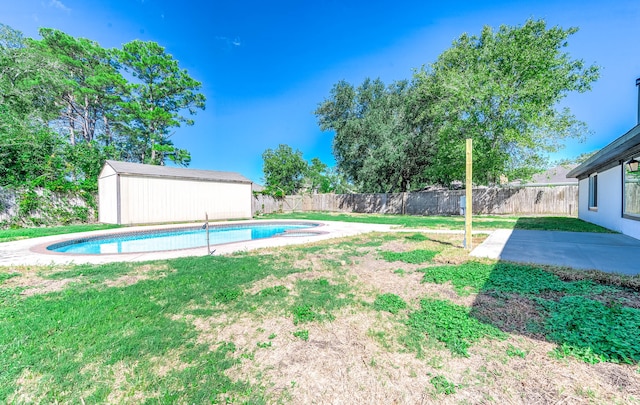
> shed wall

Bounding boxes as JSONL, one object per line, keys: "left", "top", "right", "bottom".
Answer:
{"left": 98, "top": 165, "right": 118, "bottom": 224}
{"left": 118, "top": 176, "right": 251, "bottom": 224}
{"left": 578, "top": 164, "right": 640, "bottom": 240}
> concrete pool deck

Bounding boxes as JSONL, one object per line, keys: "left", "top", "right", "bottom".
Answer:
{"left": 0, "top": 220, "right": 395, "bottom": 267}
{"left": 2, "top": 222, "right": 639, "bottom": 276}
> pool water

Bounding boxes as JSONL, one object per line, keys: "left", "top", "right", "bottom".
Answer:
{"left": 47, "top": 223, "right": 316, "bottom": 254}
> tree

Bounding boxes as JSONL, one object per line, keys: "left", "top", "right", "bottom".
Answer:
{"left": 262, "top": 144, "right": 309, "bottom": 195}
{"left": 116, "top": 40, "right": 206, "bottom": 165}
{"left": 316, "top": 78, "right": 434, "bottom": 192}
{"left": 556, "top": 150, "right": 597, "bottom": 166}
{"left": 413, "top": 19, "right": 599, "bottom": 185}
{"left": 0, "top": 24, "right": 63, "bottom": 126}
{"left": 36, "top": 28, "right": 126, "bottom": 147}
{"left": 0, "top": 25, "right": 207, "bottom": 196}
{"left": 306, "top": 157, "right": 329, "bottom": 193}
{"left": 0, "top": 24, "right": 69, "bottom": 189}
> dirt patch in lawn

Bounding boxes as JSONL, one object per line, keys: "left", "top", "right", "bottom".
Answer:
{"left": 220, "top": 310, "right": 443, "bottom": 404}
{"left": 103, "top": 263, "right": 173, "bottom": 288}
{"left": 345, "top": 252, "right": 475, "bottom": 307}
{"left": 1, "top": 271, "right": 79, "bottom": 296}
{"left": 471, "top": 293, "right": 545, "bottom": 337}
{"left": 6, "top": 369, "right": 47, "bottom": 404}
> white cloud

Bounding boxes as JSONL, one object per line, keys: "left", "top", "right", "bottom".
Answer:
{"left": 49, "top": 0, "right": 71, "bottom": 12}
{"left": 215, "top": 36, "right": 242, "bottom": 50}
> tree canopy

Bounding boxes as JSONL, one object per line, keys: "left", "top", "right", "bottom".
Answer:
{"left": 261, "top": 145, "right": 350, "bottom": 196}
{"left": 0, "top": 24, "right": 205, "bottom": 192}
{"left": 316, "top": 19, "right": 599, "bottom": 192}
{"left": 262, "top": 144, "right": 309, "bottom": 196}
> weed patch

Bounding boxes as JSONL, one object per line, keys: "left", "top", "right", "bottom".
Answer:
{"left": 381, "top": 249, "right": 438, "bottom": 264}
{"left": 292, "top": 330, "right": 309, "bottom": 341}
{"left": 292, "top": 304, "right": 327, "bottom": 324}
{"left": 421, "top": 261, "right": 617, "bottom": 297}
{"left": 373, "top": 293, "right": 407, "bottom": 314}
{"left": 291, "top": 278, "right": 353, "bottom": 324}
{"left": 543, "top": 296, "right": 640, "bottom": 364}
{"left": 430, "top": 375, "right": 458, "bottom": 395}
{"left": 423, "top": 261, "right": 640, "bottom": 364}
{"left": 406, "top": 298, "right": 506, "bottom": 357}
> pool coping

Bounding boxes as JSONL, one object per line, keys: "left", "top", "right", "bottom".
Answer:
{"left": 33, "top": 221, "right": 328, "bottom": 256}
{"left": 0, "top": 219, "right": 395, "bottom": 266}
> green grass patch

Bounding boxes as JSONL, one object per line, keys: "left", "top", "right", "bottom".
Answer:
{"left": 381, "top": 249, "right": 439, "bottom": 264}
{"left": 506, "top": 344, "right": 527, "bottom": 358}
{"left": 258, "top": 285, "right": 289, "bottom": 297}
{"left": 0, "top": 253, "right": 298, "bottom": 402}
{"left": 0, "top": 273, "right": 19, "bottom": 284}
{"left": 406, "top": 298, "right": 506, "bottom": 357}
{"left": 405, "top": 233, "right": 429, "bottom": 242}
{"left": 0, "top": 223, "right": 121, "bottom": 243}
{"left": 373, "top": 293, "right": 407, "bottom": 314}
{"left": 430, "top": 375, "right": 458, "bottom": 395}
{"left": 261, "top": 212, "right": 613, "bottom": 233}
{"left": 293, "top": 329, "right": 309, "bottom": 341}
{"left": 43, "top": 262, "right": 143, "bottom": 284}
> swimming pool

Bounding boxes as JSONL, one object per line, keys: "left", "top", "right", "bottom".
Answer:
{"left": 46, "top": 222, "right": 319, "bottom": 254}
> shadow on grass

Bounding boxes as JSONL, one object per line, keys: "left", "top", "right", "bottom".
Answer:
{"left": 476, "top": 216, "right": 639, "bottom": 364}
{"left": 418, "top": 205, "right": 640, "bottom": 367}
{"left": 419, "top": 259, "right": 640, "bottom": 364}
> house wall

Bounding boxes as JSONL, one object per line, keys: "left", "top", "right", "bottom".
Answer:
{"left": 578, "top": 164, "right": 640, "bottom": 240}
{"left": 98, "top": 164, "right": 118, "bottom": 224}
{"left": 118, "top": 175, "right": 251, "bottom": 225}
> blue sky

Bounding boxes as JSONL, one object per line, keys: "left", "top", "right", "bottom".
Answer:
{"left": 2, "top": 0, "right": 640, "bottom": 183}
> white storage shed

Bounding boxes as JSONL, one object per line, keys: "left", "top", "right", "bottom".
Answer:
{"left": 98, "top": 160, "right": 253, "bottom": 225}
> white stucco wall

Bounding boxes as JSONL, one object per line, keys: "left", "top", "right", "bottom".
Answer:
{"left": 98, "top": 164, "right": 118, "bottom": 224}
{"left": 578, "top": 164, "right": 640, "bottom": 240}
{"left": 118, "top": 176, "right": 251, "bottom": 225}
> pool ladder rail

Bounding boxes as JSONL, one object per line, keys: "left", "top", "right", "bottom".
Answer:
{"left": 203, "top": 213, "right": 216, "bottom": 255}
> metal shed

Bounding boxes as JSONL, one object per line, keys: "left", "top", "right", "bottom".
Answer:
{"left": 98, "top": 160, "right": 253, "bottom": 225}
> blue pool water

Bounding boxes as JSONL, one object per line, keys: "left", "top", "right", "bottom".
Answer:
{"left": 47, "top": 223, "right": 316, "bottom": 254}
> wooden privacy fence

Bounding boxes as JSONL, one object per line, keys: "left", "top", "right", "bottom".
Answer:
{"left": 253, "top": 185, "right": 578, "bottom": 216}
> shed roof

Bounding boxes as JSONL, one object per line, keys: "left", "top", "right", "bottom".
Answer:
{"left": 567, "top": 124, "right": 640, "bottom": 180}
{"left": 103, "top": 160, "right": 252, "bottom": 184}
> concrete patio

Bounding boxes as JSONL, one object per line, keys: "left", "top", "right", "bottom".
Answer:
{"left": 471, "top": 229, "right": 640, "bottom": 276}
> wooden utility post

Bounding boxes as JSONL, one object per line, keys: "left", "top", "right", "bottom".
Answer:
{"left": 464, "top": 138, "right": 473, "bottom": 250}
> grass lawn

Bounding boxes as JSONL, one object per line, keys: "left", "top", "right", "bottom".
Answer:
{"left": 1, "top": 232, "right": 638, "bottom": 403}
{"left": 260, "top": 212, "right": 613, "bottom": 233}
{"left": 0, "top": 224, "right": 122, "bottom": 243}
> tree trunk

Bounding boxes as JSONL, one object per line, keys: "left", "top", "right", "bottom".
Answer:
{"left": 67, "top": 102, "right": 76, "bottom": 146}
